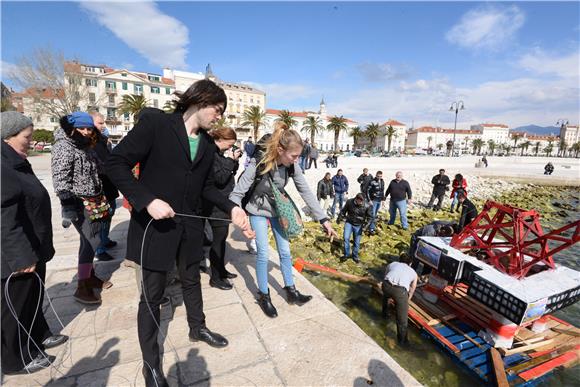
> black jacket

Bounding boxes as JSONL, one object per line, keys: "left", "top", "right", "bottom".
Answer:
{"left": 357, "top": 173, "right": 373, "bottom": 196}
{"left": 459, "top": 198, "right": 478, "bottom": 230}
{"left": 337, "top": 198, "right": 374, "bottom": 226}
{"left": 106, "top": 112, "right": 236, "bottom": 271}
{"left": 431, "top": 174, "right": 451, "bottom": 195}
{"left": 386, "top": 179, "right": 413, "bottom": 202}
{"left": 203, "top": 151, "right": 239, "bottom": 226}
{"left": 368, "top": 178, "right": 386, "bottom": 201}
{"left": 1, "top": 142, "right": 54, "bottom": 278}
{"left": 317, "top": 178, "right": 334, "bottom": 200}
{"left": 94, "top": 133, "right": 120, "bottom": 202}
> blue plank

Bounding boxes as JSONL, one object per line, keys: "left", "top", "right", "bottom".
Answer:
{"left": 459, "top": 346, "right": 486, "bottom": 361}
{"left": 504, "top": 353, "right": 529, "bottom": 367}
{"left": 435, "top": 326, "right": 456, "bottom": 337}
{"left": 457, "top": 340, "right": 475, "bottom": 351}
{"left": 475, "top": 363, "right": 490, "bottom": 377}
{"left": 448, "top": 331, "right": 478, "bottom": 344}
{"left": 465, "top": 353, "right": 488, "bottom": 369}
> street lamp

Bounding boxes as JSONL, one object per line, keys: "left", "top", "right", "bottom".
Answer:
{"left": 449, "top": 100, "right": 465, "bottom": 156}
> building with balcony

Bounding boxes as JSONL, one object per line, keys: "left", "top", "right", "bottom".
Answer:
{"left": 405, "top": 126, "right": 481, "bottom": 152}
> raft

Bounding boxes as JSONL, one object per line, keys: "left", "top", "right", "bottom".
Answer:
{"left": 294, "top": 258, "right": 580, "bottom": 386}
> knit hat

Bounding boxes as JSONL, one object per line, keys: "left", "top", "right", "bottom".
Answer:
{"left": 1, "top": 111, "right": 33, "bottom": 140}
{"left": 67, "top": 111, "right": 95, "bottom": 128}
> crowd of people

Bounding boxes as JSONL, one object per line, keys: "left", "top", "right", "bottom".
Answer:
{"left": 1, "top": 78, "right": 485, "bottom": 380}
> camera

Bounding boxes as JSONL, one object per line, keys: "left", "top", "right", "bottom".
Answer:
{"left": 232, "top": 145, "right": 243, "bottom": 157}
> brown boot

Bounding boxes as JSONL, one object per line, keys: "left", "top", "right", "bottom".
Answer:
{"left": 74, "top": 279, "right": 102, "bottom": 304}
{"left": 86, "top": 269, "right": 113, "bottom": 290}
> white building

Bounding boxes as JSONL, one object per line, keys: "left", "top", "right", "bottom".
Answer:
{"left": 263, "top": 99, "right": 357, "bottom": 151}
{"left": 470, "top": 123, "right": 510, "bottom": 147}
{"left": 560, "top": 124, "right": 580, "bottom": 146}
{"left": 406, "top": 126, "right": 481, "bottom": 152}
{"left": 163, "top": 64, "right": 266, "bottom": 132}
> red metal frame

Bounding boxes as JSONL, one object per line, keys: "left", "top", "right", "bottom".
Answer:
{"left": 450, "top": 200, "right": 580, "bottom": 279}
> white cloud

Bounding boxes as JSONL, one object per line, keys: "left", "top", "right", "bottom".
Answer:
{"left": 356, "top": 62, "right": 410, "bottom": 82}
{"left": 517, "top": 49, "right": 579, "bottom": 79}
{"left": 79, "top": 1, "right": 189, "bottom": 69}
{"left": 0, "top": 61, "right": 19, "bottom": 81}
{"left": 446, "top": 5, "right": 525, "bottom": 51}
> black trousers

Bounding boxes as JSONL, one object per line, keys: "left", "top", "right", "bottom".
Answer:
{"left": 427, "top": 192, "right": 445, "bottom": 210}
{"left": 308, "top": 158, "right": 318, "bottom": 169}
{"left": 381, "top": 281, "right": 409, "bottom": 342}
{"left": 1, "top": 261, "right": 52, "bottom": 373}
{"left": 138, "top": 246, "right": 205, "bottom": 369}
{"left": 209, "top": 223, "right": 230, "bottom": 280}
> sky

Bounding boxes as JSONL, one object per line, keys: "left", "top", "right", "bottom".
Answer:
{"left": 1, "top": 1, "right": 579, "bottom": 129}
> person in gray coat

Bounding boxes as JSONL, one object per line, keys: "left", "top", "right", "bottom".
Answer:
{"left": 230, "top": 122, "right": 337, "bottom": 318}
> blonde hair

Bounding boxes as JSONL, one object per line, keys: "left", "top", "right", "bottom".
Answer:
{"left": 258, "top": 121, "right": 303, "bottom": 175}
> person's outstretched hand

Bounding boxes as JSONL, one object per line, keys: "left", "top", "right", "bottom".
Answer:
{"left": 231, "top": 207, "right": 255, "bottom": 239}
{"left": 147, "top": 199, "right": 175, "bottom": 220}
{"left": 322, "top": 220, "right": 338, "bottom": 243}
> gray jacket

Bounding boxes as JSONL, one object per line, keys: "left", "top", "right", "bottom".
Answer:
{"left": 51, "top": 127, "right": 102, "bottom": 200}
{"left": 230, "top": 159, "right": 327, "bottom": 220}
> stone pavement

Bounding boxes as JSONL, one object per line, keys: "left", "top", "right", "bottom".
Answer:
{"left": 2, "top": 154, "right": 419, "bottom": 386}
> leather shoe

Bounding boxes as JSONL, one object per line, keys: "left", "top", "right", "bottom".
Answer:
{"left": 209, "top": 278, "right": 233, "bottom": 290}
{"left": 42, "top": 334, "right": 69, "bottom": 349}
{"left": 142, "top": 365, "right": 169, "bottom": 387}
{"left": 105, "top": 240, "right": 118, "bottom": 248}
{"left": 95, "top": 252, "right": 115, "bottom": 261}
{"left": 4, "top": 353, "right": 55, "bottom": 374}
{"left": 189, "top": 327, "right": 228, "bottom": 348}
{"left": 224, "top": 270, "right": 238, "bottom": 279}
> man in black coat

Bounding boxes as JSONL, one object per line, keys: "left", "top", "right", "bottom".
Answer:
{"left": 357, "top": 168, "right": 373, "bottom": 200}
{"left": 427, "top": 169, "right": 450, "bottom": 211}
{"left": 106, "top": 80, "right": 253, "bottom": 387}
{"left": 90, "top": 111, "right": 119, "bottom": 261}
{"left": 457, "top": 194, "right": 479, "bottom": 231}
{"left": 337, "top": 193, "right": 374, "bottom": 263}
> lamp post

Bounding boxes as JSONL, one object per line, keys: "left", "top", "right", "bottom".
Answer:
{"left": 449, "top": 100, "right": 465, "bottom": 156}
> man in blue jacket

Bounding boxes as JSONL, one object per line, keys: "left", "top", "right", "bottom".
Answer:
{"left": 330, "top": 169, "right": 349, "bottom": 219}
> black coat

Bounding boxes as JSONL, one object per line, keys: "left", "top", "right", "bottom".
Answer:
{"left": 368, "top": 178, "right": 386, "bottom": 201}
{"left": 459, "top": 198, "right": 479, "bottom": 230}
{"left": 431, "top": 174, "right": 451, "bottom": 195}
{"left": 202, "top": 151, "right": 239, "bottom": 226}
{"left": 94, "top": 134, "right": 120, "bottom": 203}
{"left": 1, "top": 142, "right": 54, "bottom": 279}
{"left": 106, "top": 112, "right": 236, "bottom": 271}
{"left": 316, "top": 179, "right": 334, "bottom": 200}
{"left": 357, "top": 173, "right": 373, "bottom": 196}
{"left": 337, "top": 198, "right": 374, "bottom": 226}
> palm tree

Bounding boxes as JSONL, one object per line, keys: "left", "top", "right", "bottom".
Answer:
{"left": 301, "top": 116, "right": 324, "bottom": 145}
{"left": 385, "top": 125, "right": 397, "bottom": 152}
{"left": 511, "top": 133, "right": 523, "bottom": 154}
{"left": 349, "top": 126, "right": 363, "bottom": 148}
{"left": 572, "top": 142, "right": 580, "bottom": 158}
{"left": 364, "top": 123, "right": 381, "bottom": 152}
{"left": 544, "top": 144, "right": 554, "bottom": 157}
{"left": 534, "top": 141, "right": 541, "bottom": 156}
{"left": 242, "top": 106, "right": 266, "bottom": 140}
{"left": 211, "top": 117, "right": 228, "bottom": 129}
{"left": 558, "top": 137, "right": 567, "bottom": 157}
{"left": 327, "top": 116, "right": 348, "bottom": 151}
{"left": 118, "top": 94, "right": 149, "bottom": 123}
{"left": 501, "top": 143, "right": 512, "bottom": 155}
{"left": 520, "top": 140, "right": 531, "bottom": 156}
{"left": 472, "top": 139, "right": 484, "bottom": 155}
{"left": 426, "top": 136, "right": 433, "bottom": 150}
{"left": 487, "top": 139, "right": 496, "bottom": 155}
{"left": 437, "top": 143, "right": 443, "bottom": 151}
{"left": 276, "top": 110, "right": 297, "bottom": 129}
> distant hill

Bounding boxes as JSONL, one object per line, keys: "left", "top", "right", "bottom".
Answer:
{"left": 512, "top": 125, "right": 560, "bottom": 136}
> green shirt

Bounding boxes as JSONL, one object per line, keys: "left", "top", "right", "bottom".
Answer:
{"left": 188, "top": 135, "right": 199, "bottom": 161}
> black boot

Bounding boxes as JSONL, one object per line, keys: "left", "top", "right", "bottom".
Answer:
{"left": 284, "top": 285, "right": 313, "bottom": 305}
{"left": 142, "top": 366, "right": 169, "bottom": 387}
{"left": 397, "top": 327, "right": 409, "bottom": 346}
{"left": 257, "top": 290, "right": 278, "bottom": 318}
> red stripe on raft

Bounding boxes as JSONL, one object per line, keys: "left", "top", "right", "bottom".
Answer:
{"left": 518, "top": 351, "right": 579, "bottom": 381}
{"left": 408, "top": 309, "right": 460, "bottom": 353}
{"left": 488, "top": 318, "right": 518, "bottom": 338}
{"left": 546, "top": 314, "right": 571, "bottom": 326}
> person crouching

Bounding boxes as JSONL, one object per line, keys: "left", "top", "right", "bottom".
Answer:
{"left": 336, "top": 193, "right": 374, "bottom": 263}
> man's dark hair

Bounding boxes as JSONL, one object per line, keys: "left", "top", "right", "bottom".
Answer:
{"left": 377, "top": 170, "right": 383, "bottom": 175}
{"left": 455, "top": 173, "right": 463, "bottom": 181}
{"left": 337, "top": 169, "right": 343, "bottom": 173}
{"left": 438, "top": 225, "right": 454, "bottom": 237}
{"left": 174, "top": 79, "right": 227, "bottom": 113}
{"left": 457, "top": 193, "right": 467, "bottom": 201}
{"left": 439, "top": 169, "right": 445, "bottom": 173}
{"left": 399, "top": 252, "right": 412, "bottom": 265}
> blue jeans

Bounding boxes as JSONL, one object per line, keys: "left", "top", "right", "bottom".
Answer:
{"left": 299, "top": 156, "right": 308, "bottom": 172}
{"left": 96, "top": 200, "right": 116, "bottom": 255}
{"left": 388, "top": 199, "right": 408, "bottom": 229}
{"left": 369, "top": 200, "right": 382, "bottom": 232}
{"left": 250, "top": 215, "right": 294, "bottom": 294}
{"left": 330, "top": 192, "right": 346, "bottom": 218}
{"left": 450, "top": 192, "right": 459, "bottom": 211}
{"left": 343, "top": 222, "right": 362, "bottom": 258}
